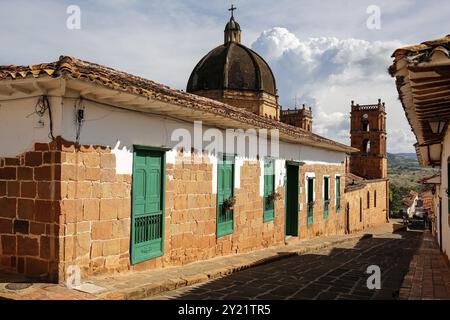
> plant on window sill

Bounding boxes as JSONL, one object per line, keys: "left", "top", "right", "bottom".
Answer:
{"left": 268, "top": 191, "right": 282, "bottom": 202}
{"left": 223, "top": 196, "right": 236, "bottom": 212}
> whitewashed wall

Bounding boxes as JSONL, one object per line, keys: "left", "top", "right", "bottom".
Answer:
{"left": 1, "top": 97, "right": 346, "bottom": 196}
{"left": 0, "top": 96, "right": 63, "bottom": 157}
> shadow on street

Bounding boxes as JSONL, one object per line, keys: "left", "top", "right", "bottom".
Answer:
{"left": 156, "top": 229, "right": 423, "bottom": 300}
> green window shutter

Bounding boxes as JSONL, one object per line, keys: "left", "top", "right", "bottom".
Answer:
{"left": 131, "top": 148, "right": 165, "bottom": 265}
{"left": 263, "top": 159, "right": 275, "bottom": 222}
{"left": 307, "top": 177, "right": 314, "bottom": 226}
{"left": 324, "top": 177, "right": 329, "bottom": 219}
{"left": 336, "top": 176, "right": 341, "bottom": 213}
{"left": 217, "top": 154, "right": 234, "bottom": 237}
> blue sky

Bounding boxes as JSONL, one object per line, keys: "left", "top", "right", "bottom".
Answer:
{"left": 1, "top": 0, "right": 448, "bottom": 153}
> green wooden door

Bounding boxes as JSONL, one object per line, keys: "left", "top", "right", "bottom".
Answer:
{"left": 131, "top": 148, "right": 165, "bottom": 265}
{"left": 285, "top": 164, "right": 299, "bottom": 236}
{"left": 307, "top": 177, "right": 314, "bottom": 225}
{"left": 217, "top": 155, "right": 234, "bottom": 237}
{"left": 264, "top": 160, "right": 275, "bottom": 222}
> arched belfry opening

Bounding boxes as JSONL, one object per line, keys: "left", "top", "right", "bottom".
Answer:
{"left": 363, "top": 139, "right": 371, "bottom": 153}
{"left": 362, "top": 118, "right": 370, "bottom": 131}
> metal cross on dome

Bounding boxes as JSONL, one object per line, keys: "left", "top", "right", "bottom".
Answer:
{"left": 229, "top": 4, "right": 237, "bottom": 18}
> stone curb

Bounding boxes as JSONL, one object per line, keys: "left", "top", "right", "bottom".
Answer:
{"left": 97, "top": 233, "right": 369, "bottom": 300}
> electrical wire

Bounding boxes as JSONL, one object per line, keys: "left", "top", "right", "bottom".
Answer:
{"left": 27, "top": 95, "right": 55, "bottom": 140}
{"left": 74, "top": 98, "right": 85, "bottom": 145}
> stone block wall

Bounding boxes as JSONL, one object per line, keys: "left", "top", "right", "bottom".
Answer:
{"left": 120, "top": 153, "right": 286, "bottom": 274}
{"left": 1, "top": 138, "right": 388, "bottom": 283}
{"left": 0, "top": 141, "right": 61, "bottom": 281}
{"left": 52, "top": 147, "right": 288, "bottom": 281}
{"left": 343, "top": 180, "right": 388, "bottom": 233}
{"left": 299, "top": 164, "right": 346, "bottom": 239}
{"left": 57, "top": 141, "right": 132, "bottom": 281}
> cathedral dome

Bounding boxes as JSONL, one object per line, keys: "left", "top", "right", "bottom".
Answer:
{"left": 186, "top": 11, "right": 276, "bottom": 96}
{"left": 187, "top": 43, "right": 276, "bottom": 96}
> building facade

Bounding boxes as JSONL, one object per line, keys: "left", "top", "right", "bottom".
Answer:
{"left": 391, "top": 35, "right": 450, "bottom": 260}
{"left": 0, "top": 12, "right": 389, "bottom": 283}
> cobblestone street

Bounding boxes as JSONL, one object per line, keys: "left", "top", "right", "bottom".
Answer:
{"left": 150, "top": 230, "right": 424, "bottom": 300}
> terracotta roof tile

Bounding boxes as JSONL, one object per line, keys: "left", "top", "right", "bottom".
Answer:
{"left": 0, "top": 56, "right": 356, "bottom": 153}
{"left": 391, "top": 35, "right": 450, "bottom": 60}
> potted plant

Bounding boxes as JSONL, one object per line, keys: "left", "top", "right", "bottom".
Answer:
{"left": 268, "top": 191, "right": 282, "bottom": 202}
{"left": 222, "top": 196, "right": 236, "bottom": 212}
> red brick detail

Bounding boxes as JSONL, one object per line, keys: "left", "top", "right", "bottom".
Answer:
{"left": 0, "top": 218, "right": 13, "bottom": 234}
{"left": 0, "top": 140, "right": 62, "bottom": 281}
{"left": 18, "top": 167, "right": 33, "bottom": 180}
{"left": 21, "top": 181, "right": 37, "bottom": 198}
{"left": 5, "top": 158, "right": 20, "bottom": 166}
{"left": 17, "top": 236, "right": 39, "bottom": 256}
{"left": 0, "top": 181, "right": 6, "bottom": 196}
{"left": 0, "top": 167, "right": 17, "bottom": 180}
{"left": 0, "top": 197, "right": 16, "bottom": 218}
{"left": 7, "top": 181, "right": 20, "bottom": 197}
{"left": 1, "top": 235, "right": 16, "bottom": 255}
{"left": 25, "top": 152, "right": 43, "bottom": 167}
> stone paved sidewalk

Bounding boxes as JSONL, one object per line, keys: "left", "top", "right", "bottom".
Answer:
{"left": 399, "top": 230, "right": 450, "bottom": 300}
{"left": 0, "top": 222, "right": 399, "bottom": 300}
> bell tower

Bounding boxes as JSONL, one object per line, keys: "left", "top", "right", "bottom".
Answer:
{"left": 349, "top": 99, "right": 387, "bottom": 179}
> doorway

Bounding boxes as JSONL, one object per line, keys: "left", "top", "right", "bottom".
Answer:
{"left": 285, "top": 163, "right": 299, "bottom": 236}
{"left": 131, "top": 147, "right": 166, "bottom": 265}
{"left": 345, "top": 202, "right": 350, "bottom": 234}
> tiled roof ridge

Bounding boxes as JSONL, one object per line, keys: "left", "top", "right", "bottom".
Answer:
{"left": 391, "top": 35, "right": 450, "bottom": 59}
{"left": 0, "top": 56, "right": 356, "bottom": 153}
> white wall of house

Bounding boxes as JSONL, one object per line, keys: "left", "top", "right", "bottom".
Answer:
{"left": 0, "top": 95, "right": 346, "bottom": 197}
{"left": 0, "top": 96, "right": 63, "bottom": 157}
{"left": 60, "top": 99, "right": 346, "bottom": 189}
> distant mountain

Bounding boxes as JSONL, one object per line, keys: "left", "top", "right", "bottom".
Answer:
{"left": 392, "top": 153, "right": 417, "bottom": 160}
{"left": 387, "top": 153, "right": 421, "bottom": 170}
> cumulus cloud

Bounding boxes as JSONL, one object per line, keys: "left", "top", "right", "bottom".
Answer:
{"left": 252, "top": 27, "right": 414, "bottom": 152}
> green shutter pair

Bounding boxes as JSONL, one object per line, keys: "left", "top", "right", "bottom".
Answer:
{"left": 217, "top": 155, "right": 235, "bottom": 237}
{"left": 263, "top": 159, "right": 275, "bottom": 223}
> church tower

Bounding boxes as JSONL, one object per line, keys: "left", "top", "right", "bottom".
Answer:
{"left": 280, "top": 104, "right": 313, "bottom": 132}
{"left": 349, "top": 99, "right": 387, "bottom": 179}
